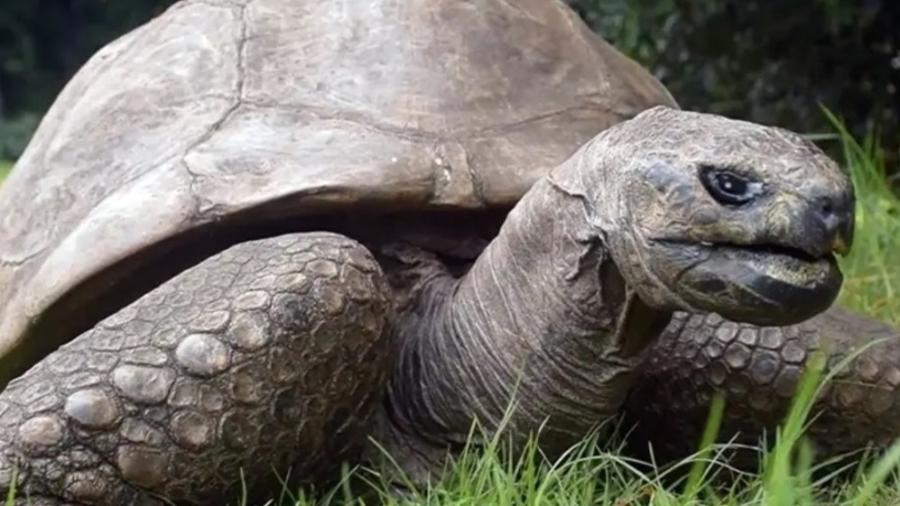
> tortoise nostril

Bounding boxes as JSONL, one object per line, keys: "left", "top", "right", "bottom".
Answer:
{"left": 811, "top": 194, "right": 854, "bottom": 255}
{"left": 815, "top": 196, "right": 842, "bottom": 231}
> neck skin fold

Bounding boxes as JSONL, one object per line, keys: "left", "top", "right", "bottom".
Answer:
{"left": 383, "top": 176, "right": 672, "bottom": 457}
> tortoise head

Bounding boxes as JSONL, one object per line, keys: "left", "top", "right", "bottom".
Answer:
{"left": 554, "top": 107, "right": 853, "bottom": 326}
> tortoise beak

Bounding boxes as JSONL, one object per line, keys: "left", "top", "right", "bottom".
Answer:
{"left": 826, "top": 201, "right": 854, "bottom": 257}
{"left": 831, "top": 234, "right": 851, "bottom": 256}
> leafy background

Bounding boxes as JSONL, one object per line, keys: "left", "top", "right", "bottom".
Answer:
{"left": 569, "top": 0, "right": 900, "bottom": 181}
{"left": 1, "top": 0, "right": 898, "bottom": 177}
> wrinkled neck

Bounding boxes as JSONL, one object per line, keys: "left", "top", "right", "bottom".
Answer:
{"left": 384, "top": 178, "right": 671, "bottom": 455}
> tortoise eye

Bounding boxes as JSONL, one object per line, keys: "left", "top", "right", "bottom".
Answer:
{"left": 699, "top": 165, "right": 764, "bottom": 206}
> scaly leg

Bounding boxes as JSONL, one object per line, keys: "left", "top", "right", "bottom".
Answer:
{"left": 625, "top": 307, "right": 900, "bottom": 461}
{"left": 0, "top": 233, "right": 393, "bottom": 505}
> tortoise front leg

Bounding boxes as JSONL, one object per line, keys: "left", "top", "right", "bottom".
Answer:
{"left": 0, "top": 233, "right": 393, "bottom": 505}
{"left": 625, "top": 307, "right": 900, "bottom": 461}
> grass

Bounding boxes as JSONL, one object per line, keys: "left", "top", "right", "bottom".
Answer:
{"left": 0, "top": 160, "right": 11, "bottom": 182}
{"left": 828, "top": 113, "right": 900, "bottom": 327}
{"left": 3, "top": 124, "right": 899, "bottom": 505}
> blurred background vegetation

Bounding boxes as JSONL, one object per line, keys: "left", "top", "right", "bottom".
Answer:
{"left": 570, "top": 0, "right": 900, "bottom": 182}
{"left": 0, "top": 0, "right": 898, "bottom": 181}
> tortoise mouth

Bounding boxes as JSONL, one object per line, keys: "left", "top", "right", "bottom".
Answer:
{"left": 711, "top": 241, "right": 821, "bottom": 263}
{"left": 651, "top": 239, "right": 842, "bottom": 325}
{"left": 694, "top": 241, "right": 837, "bottom": 281}
{"left": 657, "top": 238, "right": 838, "bottom": 284}
{"left": 656, "top": 239, "right": 825, "bottom": 264}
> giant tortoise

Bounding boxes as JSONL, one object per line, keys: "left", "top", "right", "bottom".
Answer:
{"left": 0, "top": 1, "right": 895, "bottom": 504}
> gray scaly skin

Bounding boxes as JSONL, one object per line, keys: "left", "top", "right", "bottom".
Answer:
{"left": 0, "top": 109, "right": 854, "bottom": 504}
{"left": 0, "top": 233, "right": 393, "bottom": 504}
{"left": 626, "top": 307, "right": 900, "bottom": 461}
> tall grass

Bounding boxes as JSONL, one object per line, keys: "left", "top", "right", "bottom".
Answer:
{"left": 827, "top": 112, "right": 900, "bottom": 326}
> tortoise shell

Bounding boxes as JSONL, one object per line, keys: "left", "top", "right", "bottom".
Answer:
{"left": 0, "top": 0, "right": 674, "bottom": 382}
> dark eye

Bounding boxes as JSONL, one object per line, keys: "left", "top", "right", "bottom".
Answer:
{"left": 700, "top": 166, "right": 764, "bottom": 206}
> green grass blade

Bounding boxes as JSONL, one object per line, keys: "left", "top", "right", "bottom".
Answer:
{"left": 852, "top": 440, "right": 900, "bottom": 506}
{"left": 3, "top": 466, "right": 15, "bottom": 506}
{"left": 682, "top": 393, "right": 726, "bottom": 500}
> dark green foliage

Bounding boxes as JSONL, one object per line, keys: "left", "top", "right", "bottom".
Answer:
{"left": 571, "top": 0, "right": 900, "bottom": 176}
